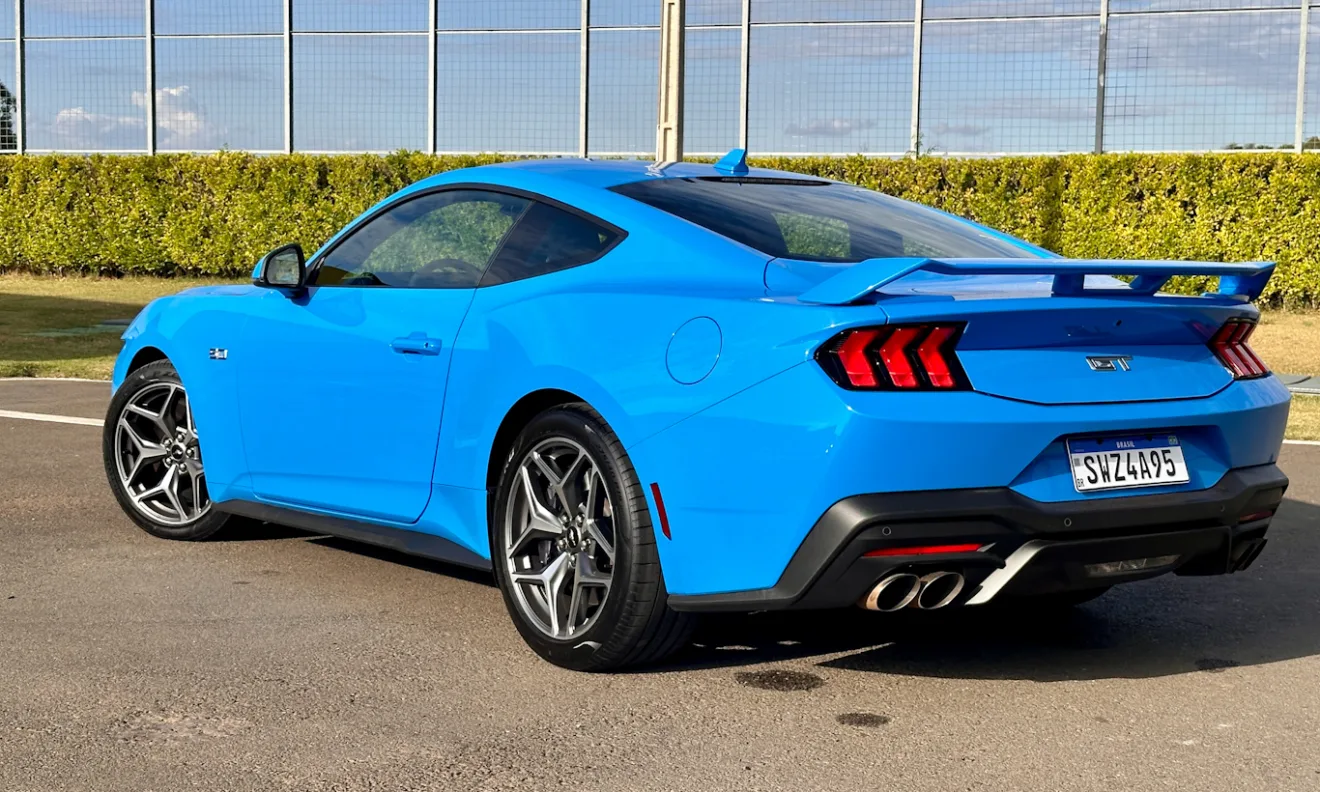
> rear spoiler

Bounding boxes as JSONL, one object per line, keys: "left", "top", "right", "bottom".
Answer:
{"left": 794, "top": 257, "right": 1276, "bottom": 305}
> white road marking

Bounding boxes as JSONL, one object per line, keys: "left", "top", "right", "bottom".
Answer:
{"left": 0, "top": 377, "right": 110, "bottom": 384}
{"left": 1283, "top": 439, "right": 1320, "bottom": 446}
{"left": 0, "top": 409, "right": 104, "bottom": 427}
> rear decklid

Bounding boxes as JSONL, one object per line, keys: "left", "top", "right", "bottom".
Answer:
{"left": 778, "top": 256, "right": 1275, "bottom": 406}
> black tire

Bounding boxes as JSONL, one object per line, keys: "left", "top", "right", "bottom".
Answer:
{"left": 491, "top": 403, "right": 694, "bottom": 671}
{"left": 103, "top": 359, "right": 229, "bottom": 541}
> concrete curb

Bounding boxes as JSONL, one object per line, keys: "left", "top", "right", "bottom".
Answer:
{"left": 1278, "top": 374, "right": 1320, "bottom": 396}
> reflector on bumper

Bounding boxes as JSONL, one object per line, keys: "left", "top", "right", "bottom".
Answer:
{"left": 1084, "top": 554, "right": 1181, "bottom": 578}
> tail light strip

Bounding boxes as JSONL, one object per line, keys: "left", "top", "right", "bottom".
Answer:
{"left": 1210, "top": 319, "right": 1268, "bottom": 379}
{"left": 817, "top": 323, "right": 970, "bottom": 391}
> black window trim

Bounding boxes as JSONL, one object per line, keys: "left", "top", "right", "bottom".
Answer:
{"left": 306, "top": 182, "right": 628, "bottom": 288}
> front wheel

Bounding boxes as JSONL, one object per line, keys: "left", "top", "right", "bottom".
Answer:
{"left": 102, "top": 360, "right": 229, "bottom": 541}
{"left": 491, "top": 404, "right": 693, "bottom": 671}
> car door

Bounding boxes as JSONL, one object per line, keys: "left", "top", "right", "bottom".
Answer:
{"left": 236, "top": 188, "right": 531, "bottom": 523}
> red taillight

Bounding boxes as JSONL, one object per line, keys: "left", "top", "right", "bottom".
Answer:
{"left": 817, "top": 324, "right": 970, "bottom": 391}
{"left": 878, "top": 327, "right": 922, "bottom": 388}
{"left": 837, "top": 329, "right": 881, "bottom": 388}
{"left": 916, "top": 326, "right": 959, "bottom": 388}
{"left": 864, "top": 543, "right": 984, "bottom": 558}
{"left": 1210, "top": 319, "right": 1268, "bottom": 380}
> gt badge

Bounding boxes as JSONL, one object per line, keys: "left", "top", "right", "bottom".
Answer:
{"left": 1086, "top": 355, "right": 1131, "bottom": 372}
{"left": 209, "top": 348, "right": 229, "bottom": 360}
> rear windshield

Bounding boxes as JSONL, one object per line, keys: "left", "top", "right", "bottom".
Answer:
{"left": 610, "top": 177, "right": 1029, "bottom": 262}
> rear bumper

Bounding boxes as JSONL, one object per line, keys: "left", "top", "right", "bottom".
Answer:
{"left": 667, "top": 463, "right": 1287, "bottom": 612}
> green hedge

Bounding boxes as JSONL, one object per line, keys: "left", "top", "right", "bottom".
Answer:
{"left": 1, "top": 151, "right": 1319, "bottom": 306}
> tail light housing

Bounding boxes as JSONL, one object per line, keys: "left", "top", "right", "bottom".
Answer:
{"left": 817, "top": 324, "right": 970, "bottom": 391}
{"left": 1209, "top": 318, "right": 1268, "bottom": 379}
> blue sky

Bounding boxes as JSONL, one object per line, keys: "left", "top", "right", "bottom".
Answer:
{"left": 2, "top": 0, "right": 1317, "bottom": 154}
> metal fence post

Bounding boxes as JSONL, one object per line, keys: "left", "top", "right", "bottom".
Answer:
{"left": 1094, "top": 0, "right": 1110, "bottom": 154}
{"left": 739, "top": 0, "right": 750, "bottom": 149}
{"left": 426, "top": 0, "right": 436, "bottom": 154}
{"left": 1296, "top": 0, "right": 1310, "bottom": 152}
{"left": 579, "top": 0, "right": 589, "bottom": 157}
{"left": 283, "top": 0, "right": 293, "bottom": 153}
{"left": 13, "top": 0, "right": 22, "bottom": 154}
{"left": 909, "top": 0, "right": 923, "bottom": 156}
{"left": 145, "top": 0, "right": 156, "bottom": 154}
{"left": 656, "top": 0, "right": 684, "bottom": 162}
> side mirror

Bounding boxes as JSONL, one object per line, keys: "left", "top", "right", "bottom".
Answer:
{"left": 253, "top": 244, "right": 306, "bottom": 293}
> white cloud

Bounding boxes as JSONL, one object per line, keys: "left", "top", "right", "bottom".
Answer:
{"left": 54, "top": 85, "right": 225, "bottom": 150}
{"left": 131, "top": 85, "right": 216, "bottom": 147}
{"left": 52, "top": 106, "right": 144, "bottom": 147}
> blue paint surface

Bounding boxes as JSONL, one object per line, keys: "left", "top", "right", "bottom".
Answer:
{"left": 112, "top": 158, "right": 1290, "bottom": 598}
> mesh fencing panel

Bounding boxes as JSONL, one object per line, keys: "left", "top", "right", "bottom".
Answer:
{"left": 155, "top": 0, "right": 282, "bottom": 35}
{"left": 684, "top": 26, "right": 741, "bottom": 154}
{"left": 25, "top": 38, "right": 146, "bottom": 151}
{"left": 293, "top": 0, "right": 427, "bottom": 33}
{"left": 921, "top": 17, "right": 1099, "bottom": 154}
{"left": 1, "top": 0, "right": 1318, "bottom": 156}
{"left": 1307, "top": 5, "right": 1320, "bottom": 149}
{"left": 925, "top": 0, "right": 1100, "bottom": 18}
{"left": 0, "top": 40, "right": 14, "bottom": 152}
{"left": 749, "top": 22, "right": 913, "bottom": 155}
{"left": 588, "top": 27, "right": 658, "bottom": 155}
{"left": 436, "top": 31, "right": 580, "bottom": 153}
{"left": 155, "top": 36, "right": 284, "bottom": 151}
{"left": 438, "top": 0, "right": 579, "bottom": 31}
{"left": 292, "top": 33, "right": 428, "bottom": 151}
{"left": 1104, "top": 9, "right": 1300, "bottom": 151}
{"left": 25, "top": 0, "right": 142, "bottom": 38}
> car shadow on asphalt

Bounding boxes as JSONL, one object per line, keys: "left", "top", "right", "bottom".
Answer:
{"left": 660, "top": 496, "right": 1320, "bottom": 682}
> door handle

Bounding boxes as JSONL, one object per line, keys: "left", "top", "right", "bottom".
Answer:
{"left": 390, "top": 335, "right": 442, "bottom": 356}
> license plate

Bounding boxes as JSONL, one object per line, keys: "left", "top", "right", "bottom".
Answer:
{"left": 1067, "top": 434, "right": 1189, "bottom": 493}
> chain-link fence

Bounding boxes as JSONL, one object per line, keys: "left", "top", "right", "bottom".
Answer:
{"left": 2, "top": 0, "right": 1318, "bottom": 156}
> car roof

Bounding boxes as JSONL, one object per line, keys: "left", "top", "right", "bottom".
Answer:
{"left": 410, "top": 157, "right": 822, "bottom": 194}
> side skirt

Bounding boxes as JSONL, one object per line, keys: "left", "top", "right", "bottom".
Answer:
{"left": 214, "top": 499, "right": 493, "bottom": 572}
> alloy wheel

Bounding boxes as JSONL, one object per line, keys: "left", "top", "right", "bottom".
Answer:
{"left": 503, "top": 438, "right": 616, "bottom": 641}
{"left": 113, "top": 382, "right": 210, "bottom": 526}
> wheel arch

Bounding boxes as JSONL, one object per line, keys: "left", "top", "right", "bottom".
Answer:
{"left": 128, "top": 346, "right": 170, "bottom": 374}
{"left": 486, "top": 388, "right": 588, "bottom": 501}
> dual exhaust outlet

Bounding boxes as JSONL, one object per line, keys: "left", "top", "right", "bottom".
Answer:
{"left": 861, "top": 571, "right": 966, "bottom": 612}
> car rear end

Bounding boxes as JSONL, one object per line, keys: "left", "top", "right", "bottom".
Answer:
{"left": 612, "top": 172, "right": 1289, "bottom": 612}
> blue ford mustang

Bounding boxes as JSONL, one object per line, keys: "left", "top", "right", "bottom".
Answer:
{"left": 103, "top": 152, "right": 1290, "bottom": 670}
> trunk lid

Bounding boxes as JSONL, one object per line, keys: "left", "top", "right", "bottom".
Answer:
{"left": 771, "top": 256, "right": 1272, "bottom": 406}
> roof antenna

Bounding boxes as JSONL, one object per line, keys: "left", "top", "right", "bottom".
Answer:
{"left": 714, "top": 147, "right": 749, "bottom": 176}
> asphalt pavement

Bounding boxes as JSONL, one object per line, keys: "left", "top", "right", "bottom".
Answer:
{"left": 3, "top": 379, "right": 1319, "bottom": 791}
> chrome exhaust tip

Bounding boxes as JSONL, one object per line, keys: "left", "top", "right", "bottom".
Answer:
{"left": 861, "top": 573, "right": 921, "bottom": 612}
{"left": 913, "top": 571, "right": 966, "bottom": 610}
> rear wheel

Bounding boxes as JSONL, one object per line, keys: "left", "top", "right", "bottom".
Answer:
{"left": 103, "top": 360, "right": 229, "bottom": 541}
{"left": 491, "top": 404, "right": 693, "bottom": 671}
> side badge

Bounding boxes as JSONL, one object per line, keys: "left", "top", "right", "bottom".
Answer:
{"left": 209, "top": 348, "right": 228, "bottom": 361}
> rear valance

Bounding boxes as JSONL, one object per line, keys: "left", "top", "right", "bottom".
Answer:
{"left": 793, "top": 257, "right": 1275, "bottom": 305}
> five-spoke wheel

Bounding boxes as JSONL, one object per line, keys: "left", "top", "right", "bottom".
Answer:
{"left": 504, "top": 438, "right": 616, "bottom": 641}
{"left": 103, "top": 360, "right": 229, "bottom": 540}
{"left": 491, "top": 404, "right": 693, "bottom": 670}
{"left": 114, "top": 381, "right": 209, "bottom": 525}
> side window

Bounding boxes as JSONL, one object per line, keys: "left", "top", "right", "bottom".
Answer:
{"left": 312, "top": 190, "right": 530, "bottom": 288}
{"left": 482, "top": 201, "right": 621, "bottom": 286}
